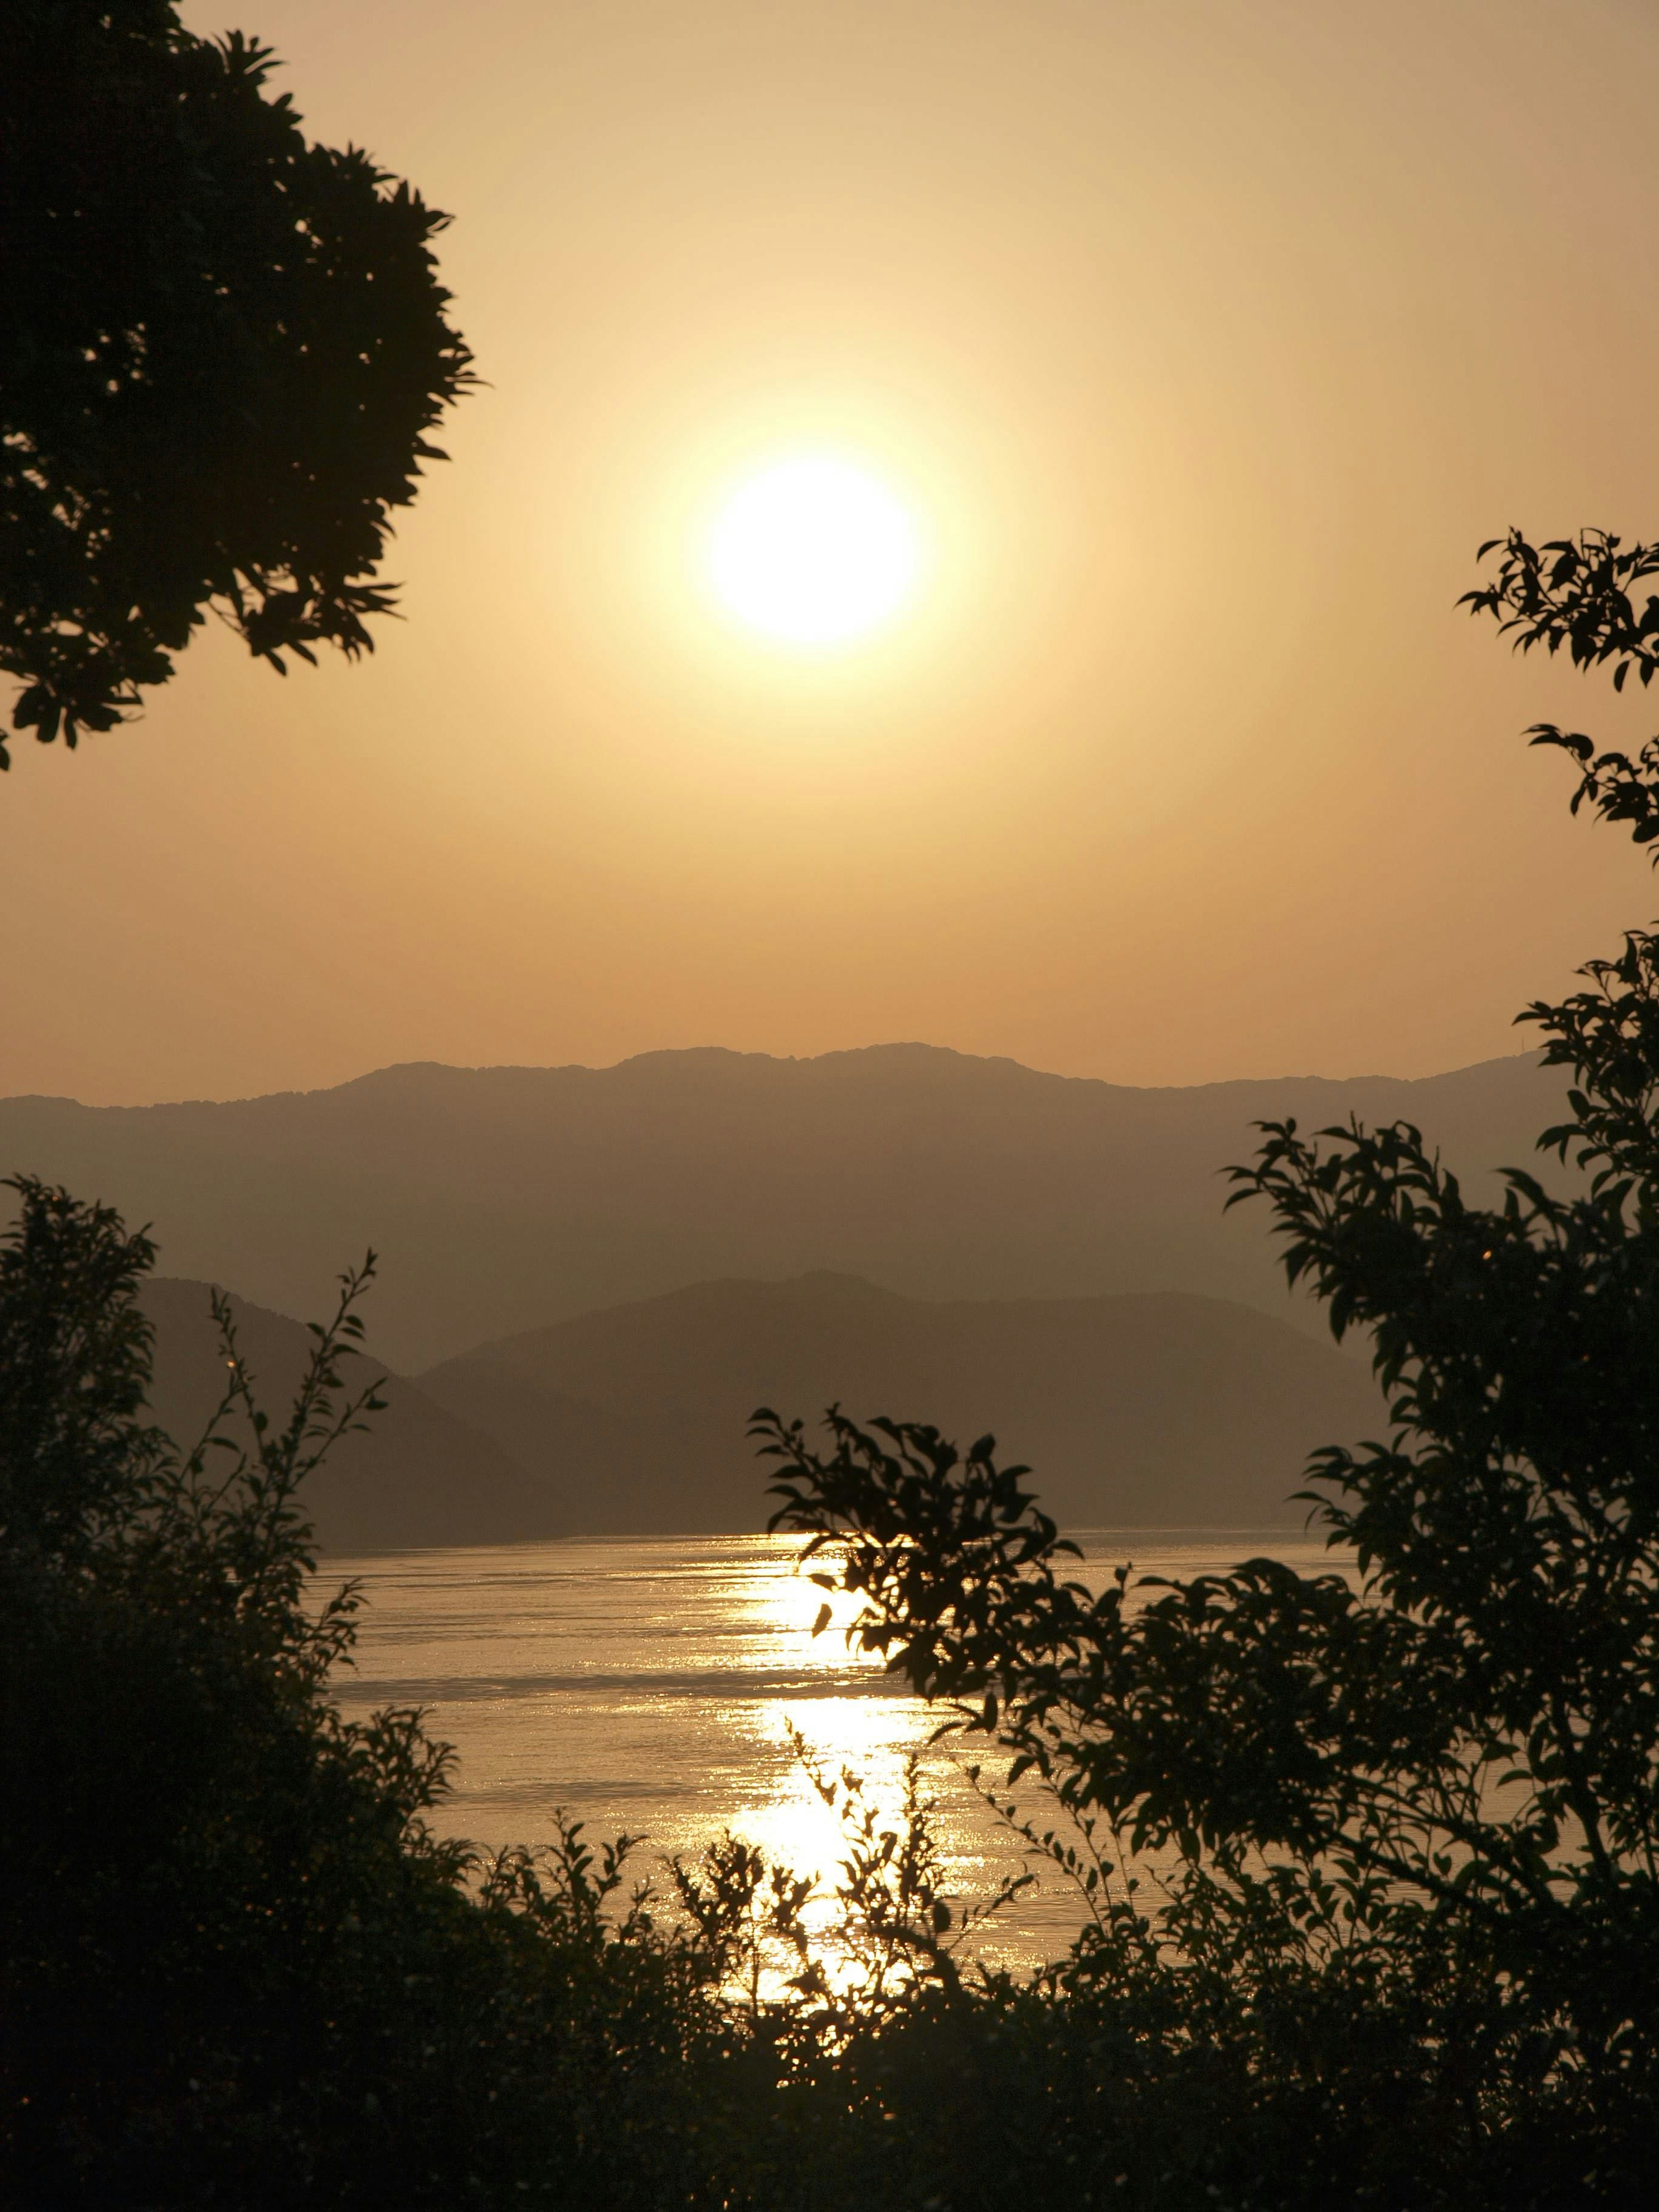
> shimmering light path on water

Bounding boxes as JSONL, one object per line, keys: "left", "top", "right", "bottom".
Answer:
{"left": 323, "top": 1531, "right": 1357, "bottom": 1973}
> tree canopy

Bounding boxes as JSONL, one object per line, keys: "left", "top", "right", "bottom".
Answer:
{"left": 0, "top": 2, "right": 472, "bottom": 767}
{"left": 755, "top": 527, "right": 1659, "bottom": 2195}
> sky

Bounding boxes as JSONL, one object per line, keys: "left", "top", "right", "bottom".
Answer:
{"left": 8, "top": 0, "right": 1659, "bottom": 1106}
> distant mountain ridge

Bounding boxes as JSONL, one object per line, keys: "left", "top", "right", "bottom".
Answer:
{"left": 3, "top": 1042, "right": 1570, "bottom": 1373}
{"left": 413, "top": 1270, "right": 1385, "bottom": 1534}
{"left": 139, "top": 1280, "right": 553, "bottom": 1554}
{"left": 139, "top": 1270, "right": 1385, "bottom": 1544}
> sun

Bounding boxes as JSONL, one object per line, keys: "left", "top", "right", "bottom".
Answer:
{"left": 702, "top": 454, "right": 922, "bottom": 648}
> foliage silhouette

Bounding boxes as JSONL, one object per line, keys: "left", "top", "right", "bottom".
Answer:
{"left": 0, "top": 2, "right": 472, "bottom": 766}
{"left": 754, "top": 529, "right": 1659, "bottom": 2200}
{"left": 0, "top": 1177, "right": 710, "bottom": 2205}
{"left": 0, "top": 1174, "right": 1045, "bottom": 2209}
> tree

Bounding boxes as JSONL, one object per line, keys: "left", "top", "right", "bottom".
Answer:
{"left": 0, "top": 1180, "right": 722, "bottom": 2207}
{"left": 0, "top": 1174, "right": 1030, "bottom": 2209}
{"left": 0, "top": 2, "right": 473, "bottom": 767}
{"left": 756, "top": 532, "right": 1659, "bottom": 2198}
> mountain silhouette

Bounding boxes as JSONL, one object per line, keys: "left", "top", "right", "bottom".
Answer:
{"left": 139, "top": 1279, "right": 556, "bottom": 1553}
{"left": 140, "top": 1269, "right": 1381, "bottom": 1544}
{"left": 415, "top": 1271, "right": 1384, "bottom": 1534}
{"left": 2, "top": 1044, "right": 1569, "bottom": 1372}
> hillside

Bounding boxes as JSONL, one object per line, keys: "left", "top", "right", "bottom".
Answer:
{"left": 2, "top": 1043, "right": 1569, "bottom": 1372}
{"left": 416, "top": 1271, "right": 1385, "bottom": 1533}
{"left": 140, "top": 1280, "right": 558, "bottom": 1554}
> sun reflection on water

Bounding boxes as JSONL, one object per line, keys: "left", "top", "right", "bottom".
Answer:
{"left": 322, "top": 1529, "right": 1351, "bottom": 1976}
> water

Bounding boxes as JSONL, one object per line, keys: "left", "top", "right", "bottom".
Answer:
{"left": 321, "top": 1529, "right": 1358, "bottom": 1975}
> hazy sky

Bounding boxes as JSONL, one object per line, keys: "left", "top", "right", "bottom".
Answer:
{"left": 8, "top": 0, "right": 1659, "bottom": 1105}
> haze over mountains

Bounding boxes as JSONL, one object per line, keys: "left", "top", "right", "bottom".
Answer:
{"left": 10, "top": 1042, "right": 1569, "bottom": 1545}
{"left": 416, "top": 1271, "right": 1384, "bottom": 1534}
{"left": 142, "top": 1272, "right": 1383, "bottom": 1546}
{"left": 3, "top": 1043, "right": 1569, "bottom": 1374}
{"left": 138, "top": 1280, "right": 544, "bottom": 1555}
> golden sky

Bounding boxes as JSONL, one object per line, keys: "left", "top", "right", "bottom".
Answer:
{"left": 8, "top": 0, "right": 1659, "bottom": 1106}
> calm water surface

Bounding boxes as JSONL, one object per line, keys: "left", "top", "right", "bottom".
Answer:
{"left": 322, "top": 1530, "right": 1358, "bottom": 1974}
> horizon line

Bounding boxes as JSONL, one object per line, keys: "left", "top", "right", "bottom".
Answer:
{"left": 0, "top": 1036, "right": 1546, "bottom": 1116}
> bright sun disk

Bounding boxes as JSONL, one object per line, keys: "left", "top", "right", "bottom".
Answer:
{"left": 703, "top": 455, "right": 921, "bottom": 648}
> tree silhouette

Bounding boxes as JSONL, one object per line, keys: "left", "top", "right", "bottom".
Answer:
{"left": 756, "top": 530, "right": 1659, "bottom": 2193}
{"left": 0, "top": 2, "right": 472, "bottom": 767}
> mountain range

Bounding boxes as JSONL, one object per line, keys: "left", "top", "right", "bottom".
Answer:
{"left": 140, "top": 1268, "right": 1383, "bottom": 1545}
{"left": 138, "top": 1278, "right": 544, "bottom": 1553}
{"left": 414, "top": 1269, "right": 1386, "bottom": 1534}
{"left": 10, "top": 1041, "right": 1567, "bottom": 1545}
{"left": 3, "top": 1042, "right": 1570, "bottom": 1373}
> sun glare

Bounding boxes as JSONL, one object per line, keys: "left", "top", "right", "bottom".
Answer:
{"left": 703, "top": 454, "right": 922, "bottom": 648}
